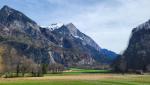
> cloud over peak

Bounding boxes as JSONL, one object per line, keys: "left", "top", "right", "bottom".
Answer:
{"left": 0, "top": 0, "right": 150, "bottom": 53}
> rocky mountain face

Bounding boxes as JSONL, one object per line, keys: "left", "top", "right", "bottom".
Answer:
{"left": 40, "top": 23, "right": 109, "bottom": 67}
{"left": 0, "top": 5, "right": 115, "bottom": 68}
{"left": 114, "top": 20, "right": 150, "bottom": 72}
{"left": 0, "top": 5, "right": 51, "bottom": 65}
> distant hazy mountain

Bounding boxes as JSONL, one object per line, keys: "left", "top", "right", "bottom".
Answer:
{"left": 114, "top": 20, "right": 150, "bottom": 72}
{"left": 101, "top": 49, "right": 118, "bottom": 62}
{"left": 0, "top": 5, "right": 116, "bottom": 68}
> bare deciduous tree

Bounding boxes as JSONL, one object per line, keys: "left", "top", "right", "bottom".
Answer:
{"left": 48, "top": 63, "right": 64, "bottom": 74}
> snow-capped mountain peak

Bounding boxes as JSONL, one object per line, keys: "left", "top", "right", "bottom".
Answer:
{"left": 47, "top": 22, "right": 64, "bottom": 31}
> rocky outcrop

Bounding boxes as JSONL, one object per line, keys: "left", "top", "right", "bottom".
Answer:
{"left": 114, "top": 20, "right": 150, "bottom": 72}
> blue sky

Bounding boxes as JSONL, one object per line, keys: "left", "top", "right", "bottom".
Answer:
{"left": 0, "top": 0, "right": 150, "bottom": 53}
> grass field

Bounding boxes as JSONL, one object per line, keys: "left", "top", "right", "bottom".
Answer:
{"left": 45, "top": 68, "right": 111, "bottom": 76}
{"left": 0, "top": 68, "right": 150, "bottom": 85}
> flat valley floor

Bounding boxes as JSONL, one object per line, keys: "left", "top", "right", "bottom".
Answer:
{"left": 0, "top": 74, "right": 150, "bottom": 85}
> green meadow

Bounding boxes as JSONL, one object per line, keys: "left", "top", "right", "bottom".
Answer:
{"left": 45, "top": 68, "right": 111, "bottom": 76}
{"left": 0, "top": 68, "right": 150, "bottom": 85}
{"left": 0, "top": 75, "right": 150, "bottom": 85}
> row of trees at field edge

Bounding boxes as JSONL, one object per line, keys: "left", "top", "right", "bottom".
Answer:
{"left": 0, "top": 57, "right": 64, "bottom": 78}
{"left": 0, "top": 47, "right": 64, "bottom": 78}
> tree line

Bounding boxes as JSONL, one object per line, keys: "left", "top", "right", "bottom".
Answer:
{"left": 0, "top": 46, "right": 64, "bottom": 78}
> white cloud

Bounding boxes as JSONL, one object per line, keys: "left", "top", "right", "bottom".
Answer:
{"left": 59, "top": 0, "right": 150, "bottom": 53}
{"left": 2, "top": 0, "right": 149, "bottom": 53}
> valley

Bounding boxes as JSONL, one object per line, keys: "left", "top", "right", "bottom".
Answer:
{"left": 0, "top": 3, "right": 150, "bottom": 85}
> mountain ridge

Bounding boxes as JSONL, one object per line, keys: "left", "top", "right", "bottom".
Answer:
{"left": 0, "top": 5, "right": 117, "bottom": 69}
